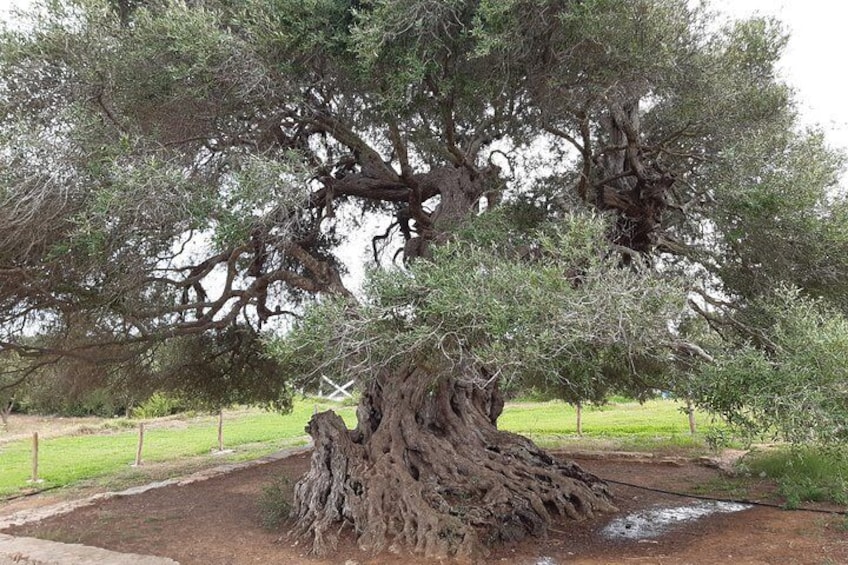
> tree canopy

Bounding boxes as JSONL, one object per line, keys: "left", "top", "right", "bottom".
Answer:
{"left": 2, "top": 0, "right": 848, "bottom": 557}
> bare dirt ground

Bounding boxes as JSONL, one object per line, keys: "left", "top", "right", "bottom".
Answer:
{"left": 0, "top": 414, "right": 117, "bottom": 445}
{"left": 2, "top": 450, "right": 846, "bottom": 565}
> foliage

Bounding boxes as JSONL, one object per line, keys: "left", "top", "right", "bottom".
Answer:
{"left": 272, "top": 210, "right": 687, "bottom": 401}
{"left": 130, "top": 392, "right": 191, "bottom": 419}
{"left": 696, "top": 287, "right": 848, "bottom": 445}
{"left": 707, "top": 128, "right": 848, "bottom": 306}
{"left": 151, "top": 325, "right": 296, "bottom": 413}
{"left": 4, "top": 326, "right": 293, "bottom": 417}
{"left": 10, "top": 362, "right": 138, "bottom": 417}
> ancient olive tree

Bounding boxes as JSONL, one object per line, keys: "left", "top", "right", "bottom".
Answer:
{"left": 2, "top": 0, "right": 847, "bottom": 558}
{"left": 276, "top": 210, "right": 686, "bottom": 556}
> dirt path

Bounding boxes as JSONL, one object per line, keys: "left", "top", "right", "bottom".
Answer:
{"left": 2, "top": 451, "right": 846, "bottom": 564}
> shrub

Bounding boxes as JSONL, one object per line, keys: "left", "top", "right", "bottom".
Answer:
{"left": 698, "top": 288, "right": 848, "bottom": 446}
{"left": 257, "top": 474, "right": 292, "bottom": 529}
{"left": 131, "top": 392, "right": 191, "bottom": 419}
{"left": 742, "top": 447, "right": 848, "bottom": 508}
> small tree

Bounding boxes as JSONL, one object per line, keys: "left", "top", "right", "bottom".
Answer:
{"left": 0, "top": 395, "right": 13, "bottom": 429}
{"left": 0, "top": 354, "right": 23, "bottom": 429}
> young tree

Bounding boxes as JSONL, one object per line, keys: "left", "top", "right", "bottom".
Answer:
{"left": 1, "top": 0, "right": 846, "bottom": 558}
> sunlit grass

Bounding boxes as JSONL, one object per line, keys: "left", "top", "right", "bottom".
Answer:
{"left": 499, "top": 398, "right": 714, "bottom": 437}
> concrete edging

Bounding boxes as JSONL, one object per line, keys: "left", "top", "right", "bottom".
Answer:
{"left": 0, "top": 533, "right": 179, "bottom": 565}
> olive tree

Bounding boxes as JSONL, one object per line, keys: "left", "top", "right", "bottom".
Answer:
{"left": 1, "top": 0, "right": 846, "bottom": 558}
{"left": 275, "top": 210, "right": 687, "bottom": 555}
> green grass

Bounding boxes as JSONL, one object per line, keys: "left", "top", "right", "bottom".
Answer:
{"left": 0, "top": 401, "right": 355, "bottom": 498}
{"left": 500, "top": 398, "right": 714, "bottom": 440}
{"left": 741, "top": 447, "right": 848, "bottom": 508}
{"left": 0, "top": 398, "right": 713, "bottom": 499}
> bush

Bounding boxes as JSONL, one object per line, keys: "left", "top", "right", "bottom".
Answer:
{"left": 15, "top": 378, "right": 130, "bottom": 417}
{"left": 131, "top": 392, "right": 191, "bottom": 419}
{"left": 698, "top": 288, "right": 848, "bottom": 446}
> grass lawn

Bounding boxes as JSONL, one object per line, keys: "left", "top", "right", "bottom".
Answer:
{"left": 499, "top": 398, "right": 718, "bottom": 451}
{"left": 0, "top": 401, "right": 356, "bottom": 499}
{"left": 0, "top": 398, "right": 709, "bottom": 499}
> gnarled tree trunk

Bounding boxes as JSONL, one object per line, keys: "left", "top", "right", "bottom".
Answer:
{"left": 292, "top": 161, "right": 614, "bottom": 558}
{"left": 291, "top": 365, "right": 615, "bottom": 559}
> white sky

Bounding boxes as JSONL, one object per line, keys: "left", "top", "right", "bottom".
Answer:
{"left": 711, "top": 0, "right": 848, "bottom": 151}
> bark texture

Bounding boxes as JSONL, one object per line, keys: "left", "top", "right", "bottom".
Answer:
{"left": 291, "top": 366, "right": 615, "bottom": 559}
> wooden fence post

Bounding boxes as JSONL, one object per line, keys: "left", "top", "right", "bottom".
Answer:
{"left": 217, "top": 410, "right": 224, "bottom": 452}
{"left": 212, "top": 410, "right": 233, "bottom": 455}
{"left": 133, "top": 422, "right": 145, "bottom": 466}
{"left": 575, "top": 402, "right": 583, "bottom": 437}
{"left": 28, "top": 432, "right": 42, "bottom": 483}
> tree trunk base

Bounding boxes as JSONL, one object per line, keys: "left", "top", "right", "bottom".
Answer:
{"left": 291, "top": 374, "right": 615, "bottom": 559}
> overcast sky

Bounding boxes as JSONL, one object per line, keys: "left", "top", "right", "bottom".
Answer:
{"left": 711, "top": 0, "right": 848, "bottom": 151}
